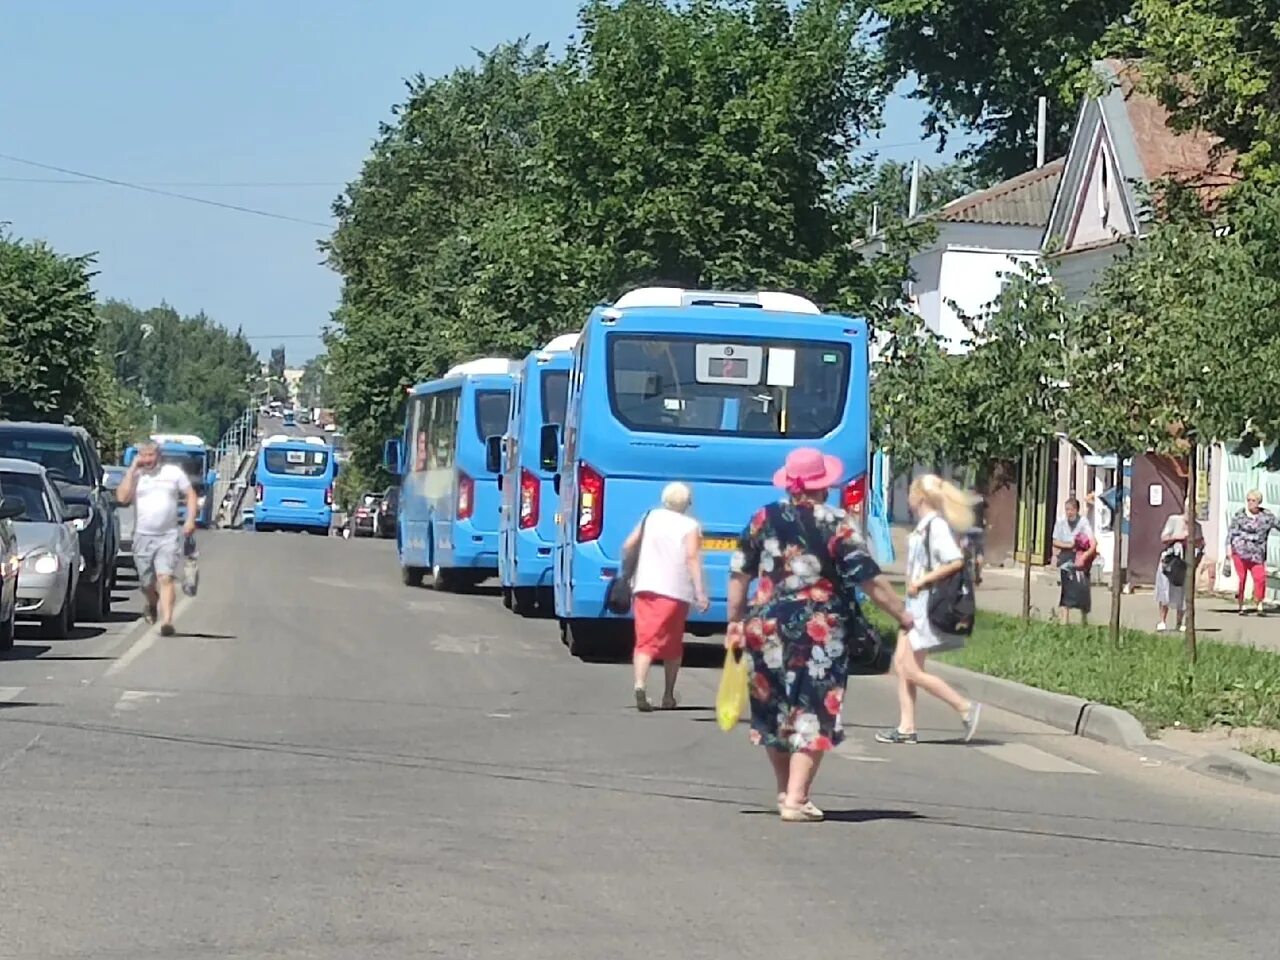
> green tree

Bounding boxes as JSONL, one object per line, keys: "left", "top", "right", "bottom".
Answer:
{"left": 0, "top": 232, "right": 105, "bottom": 426}
{"left": 297, "top": 354, "right": 330, "bottom": 410}
{"left": 867, "top": 0, "right": 1135, "bottom": 178}
{"left": 1067, "top": 188, "right": 1280, "bottom": 651}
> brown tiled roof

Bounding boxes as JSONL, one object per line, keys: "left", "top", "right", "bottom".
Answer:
{"left": 937, "top": 160, "right": 1065, "bottom": 227}
{"left": 1100, "top": 58, "right": 1239, "bottom": 194}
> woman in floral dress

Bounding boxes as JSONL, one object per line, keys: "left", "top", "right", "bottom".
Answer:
{"left": 727, "top": 448, "right": 913, "bottom": 823}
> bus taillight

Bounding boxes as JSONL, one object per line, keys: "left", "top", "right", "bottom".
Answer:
{"left": 255, "top": 483, "right": 264, "bottom": 503}
{"left": 324, "top": 485, "right": 333, "bottom": 506}
{"left": 519, "top": 468, "right": 539, "bottom": 529}
{"left": 842, "top": 474, "right": 867, "bottom": 514}
{"left": 457, "top": 471, "right": 475, "bottom": 520}
{"left": 576, "top": 461, "right": 604, "bottom": 542}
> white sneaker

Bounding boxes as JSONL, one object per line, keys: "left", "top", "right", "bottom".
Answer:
{"left": 1179, "top": 623, "right": 1187, "bottom": 633}
{"left": 1156, "top": 622, "right": 1168, "bottom": 633}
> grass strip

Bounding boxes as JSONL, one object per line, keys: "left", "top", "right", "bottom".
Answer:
{"left": 865, "top": 608, "right": 1280, "bottom": 736}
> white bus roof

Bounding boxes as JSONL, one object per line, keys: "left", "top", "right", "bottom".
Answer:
{"left": 151, "top": 433, "right": 206, "bottom": 447}
{"left": 262, "top": 434, "right": 328, "bottom": 447}
{"left": 610, "top": 287, "right": 821, "bottom": 315}
{"left": 536, "top": 333, "right": 579, "bottom": 358}
{"left": 443, "top": 357, "right": 517, "bottom": 378}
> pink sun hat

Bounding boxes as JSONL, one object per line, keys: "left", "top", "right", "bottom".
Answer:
{"left": 772, "top": 447, "right": 845, "bottom": 494}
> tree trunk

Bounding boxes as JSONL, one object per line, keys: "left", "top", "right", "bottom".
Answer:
{"left": 1184, "top": 444, "right": 1198, "bottom": 663}
{"left": 1021, "top": 445, "right": 1035, "bottom": 621}
{"left": 1108, "top": 460, "right": 1125, "bottom": 646}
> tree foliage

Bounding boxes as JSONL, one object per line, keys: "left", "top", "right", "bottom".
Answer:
{"left": 98, "top": 300, "right": 259, "bottom": 444}
{"left": 325, "top": 0, "right": 918, "bottom": 478}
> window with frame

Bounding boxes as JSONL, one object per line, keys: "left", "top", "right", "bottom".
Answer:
{"left": 429, "top": 390, "right": 460, "bottom": 469}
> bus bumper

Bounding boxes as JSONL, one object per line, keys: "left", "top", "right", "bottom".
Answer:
{"left": 447, "top": 521, "right": 499, "bottom": 570}
{"left": 506, "top": 530, "right": 555, "bottom": 589}
{"left": 255, "top": 506, "right": 331, "bottom": 530}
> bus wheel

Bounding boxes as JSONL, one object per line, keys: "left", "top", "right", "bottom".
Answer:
{"left": 501, "top": 587, "right": 513, "bottom": 610}
{"left": 511, "top": 587, "right": 537, "bottom": 617}
{"left": 401, "top": 565, "right": 425, "bottom": 588}
{"left": 567, "top": 619, "right": 629, "bottom": 662}
{"left": 432, "top": 565, "right": 466, "bottom": 592}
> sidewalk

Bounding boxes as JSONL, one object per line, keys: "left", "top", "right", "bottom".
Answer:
{"left": 879, "top": 525, "right": 1280, "bottom": 655}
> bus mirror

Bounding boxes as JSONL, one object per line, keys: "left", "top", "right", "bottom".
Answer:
{"left": 484, "top": 435, "right": 503, "bottom": 474}
{"left": 539, "top": 424, "right": 561, "bottom": 471}
{"left": 383, "top": 439, "right": 403, "bottom": 476}
{"left": 123, "top": 446, "right": 137, "bottom": 467}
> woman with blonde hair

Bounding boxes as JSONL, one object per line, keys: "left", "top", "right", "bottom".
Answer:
{"left": 876, "top": 473, "right": 982, "bottom": 745}
{"left": 622, "top": 481, "right": 708, "bottom": 711}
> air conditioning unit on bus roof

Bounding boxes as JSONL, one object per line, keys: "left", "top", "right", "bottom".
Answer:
{"left": 443, "top": 357, "right": 517, "bottom": 378}
{"left": 537, "top": 333, "right": 579, "bottom": 357}
{"left": 611, "top": 287, "right": 821, "bottom": 315}
{"left": 263, "top": 434, "right": 327, "bottom": 447}
{"left": 152, "top": 433, "right": 206, "bottom": 447}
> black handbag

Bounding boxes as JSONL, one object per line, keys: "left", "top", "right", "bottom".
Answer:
{"left": 923, "top": 520, "right": 976, "bottom": 637}
{"left": 1161, "top": 550, "right": 1187, "bottom": 588}
{"left": 797, "top": 508, "right": 894, "bottom": 676}
{"left": 605, "top": 511, "right": 650, "bottom": 614}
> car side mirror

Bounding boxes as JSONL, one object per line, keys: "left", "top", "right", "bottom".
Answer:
{"left": 0, "top": 497, "right": 24, "bottom": 521}
{"left": 382, "top": 439, "right": 403, "bottom": 476}
{"left": 539, "top": 424, "right": 561, "bottom": 472}
{"left": 485, "top": 435, "right": 503, "bottom": 474}
{"left": 62, "top": 503, "right": 91, "bottom": 522}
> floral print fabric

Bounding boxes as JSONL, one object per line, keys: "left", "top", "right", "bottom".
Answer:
{"left": 730, "top": 499, "right": 881, "bottom": 753}
{"left": 1228, "top": 508, "right": 1280, "bottom": 564}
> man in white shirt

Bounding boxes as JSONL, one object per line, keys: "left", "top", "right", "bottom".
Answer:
{"left": 115, "top": 440, "right": 199, "bottom": 636}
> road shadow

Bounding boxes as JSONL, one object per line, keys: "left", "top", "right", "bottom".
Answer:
{"left": 104, "top": 610, "right": 139, "bottom": 624}
{"left": 177, "top": 632, "right": 236, "bottom": 640}
{"left": 2, "top": 643, "right": 52, "bottom": 660}
{"left": 14, "top": 624, "right": 107, "bottom": 642}
{"left": 739, "top": 807, "right": 926, "bottom": 824}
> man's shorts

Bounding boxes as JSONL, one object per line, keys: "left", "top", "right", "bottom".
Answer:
{"left": 134, "top": 530, "right": 182, "bottom": 587}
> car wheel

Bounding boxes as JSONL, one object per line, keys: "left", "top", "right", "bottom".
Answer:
{"left": 0, "top": 595, "right": 15, "bottom": 651}
{"left": 40, "top": 586, "right": 73, "bottom": 639}
{"left": 75, "top": 571, "right": 107, "bottom": 622}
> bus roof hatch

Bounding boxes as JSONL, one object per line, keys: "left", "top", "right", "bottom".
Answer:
{"left": 611, "top": 287, "right": 820, "bottom": 315}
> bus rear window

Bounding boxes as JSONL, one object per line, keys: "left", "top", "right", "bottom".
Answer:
{"left": 475, "top": 390, "right": 510, "bottom": 441}
{"left": 264, "top": 449, "right": 330, "bottom": 477}
{"left": 541, "top": 370, "right": 569, "bottom": 427}
{"left": 607, "top": 336, "right": 850, "bottom": 438}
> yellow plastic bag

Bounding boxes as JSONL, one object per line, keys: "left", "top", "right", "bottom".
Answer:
{"left": 716, "top": 649, "right": 749, "bottom": 731}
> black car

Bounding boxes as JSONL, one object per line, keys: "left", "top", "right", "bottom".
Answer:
{"left": 350, "top": 492, "right": 382, "bottom": 538}
{"left": 0, "top": 422, "right": 119, "bottom": 620}
{"left": 376, "top": 486, "right": 398, "bottom": 539}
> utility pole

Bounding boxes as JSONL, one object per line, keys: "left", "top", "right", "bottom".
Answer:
{"left": 1036, "top": 96, "right": 1048, "bottom": 167}
{"left": 908, "top": 158, "right": 921, "bottom": 219}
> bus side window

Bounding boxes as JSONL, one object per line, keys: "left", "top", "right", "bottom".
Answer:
{"left": 409, "top": 396, "right": 429, "bottom": 473}
{"left": 430, "top": 390, "right": 459, "bottom": 469}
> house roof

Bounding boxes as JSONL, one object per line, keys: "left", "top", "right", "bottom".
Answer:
{"left": 937, "top": 159, "right": 1065, "bottom": 227}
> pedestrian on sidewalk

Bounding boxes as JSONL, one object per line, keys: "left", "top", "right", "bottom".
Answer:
{"left": 966, "top": 487, "right": 987, "bottom": 585}
{"left": 876, "top": 474, "right": 982, "bottom": 747}
{"left": 727, "top": 448, "right": 913, "bottom": 823}
{"left": 1226, "top": 491, "right": 1279, "bottom": 616}
{"left": 621, "top": 482, "right": 708, "bottom": 712}
{"left": 114, "top": 440, "right": 198, "bottom": 636}
{"left": 1155, "top": 513, "right": 1203, "bottom": 632}
{"left": 1052, "top": 498, "right": 1096, "bottom": 625}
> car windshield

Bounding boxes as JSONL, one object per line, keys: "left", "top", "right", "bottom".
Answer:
{"left": 475, "top": 390, "right": 511, "bottom": 441}
{"left": 541, "top": 370, "right": 569, "bottom": 427}
{"left": 0, "top": 471, "right": 54, "bottom": 523}
{"left": 0, "top": 431, "right": 91, "bottom": 485}
{"left": 263, "top": 448, "right": 330, "bottom": 477}
{"left": 607, "top": 335, "right": 850, "bottom": 438}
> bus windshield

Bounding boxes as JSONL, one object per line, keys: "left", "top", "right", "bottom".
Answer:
{"left": 607, "top": 335, "right": 850, "bottom": 438}
{"left": 263, "top": 448, "right": 330, "bottom": 477}
{"left": 161, "top": 451, "right": 207, "bottom": 491}
{"left": 541, "top": 370, "right": 569, "bottom": 427}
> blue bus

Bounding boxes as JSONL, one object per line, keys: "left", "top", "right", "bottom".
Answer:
{"left": 552, "top": 288, "right": 870, "bottom": 658}
{"left": 253, "top": 435, "right": 336, "bottom": 534}
{"left": 124, "top": 434, "right": 217, "bottom": 528}
{"left": 384, "top": 358, "right": 515, "bottom": 589}
{"left": 498, "top": 334, "right": 578, "bottom": 615}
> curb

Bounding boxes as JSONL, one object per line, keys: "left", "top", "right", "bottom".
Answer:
{"left": 928, "top": 661, "right": 1280, "bottom": 798}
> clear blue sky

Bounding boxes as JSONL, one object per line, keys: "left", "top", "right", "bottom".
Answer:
{"left": 0, "top": 1, "right": 958, "bottom": 363}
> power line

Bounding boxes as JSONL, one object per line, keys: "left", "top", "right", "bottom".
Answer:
{"left": 242, "top": 333, "right": 325, "bottom": 340}
{"left": 0, "top": 176, "right": 343, "bottom": 187}
{"left": 0, "top": 153, "right": 333, "bottom": 228}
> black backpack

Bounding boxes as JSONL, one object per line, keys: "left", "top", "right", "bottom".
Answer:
{"left": 924, "top": 519, "right": 976, "bottom": 636}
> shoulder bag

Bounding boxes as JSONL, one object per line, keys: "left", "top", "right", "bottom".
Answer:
{"left": 923, "top": 518, "right": 975, "bottom": 642}
{"left": 605, "top": 511, "right": 650, "bottom": 614}
{"left": 796, "top": 507, "right": 893, "bottom": 676}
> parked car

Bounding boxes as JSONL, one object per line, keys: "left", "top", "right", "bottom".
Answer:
{"left": 0, "top": 459, "right": 85, "bottom": 640}
{"left": 102, "top": 465, "right": 134, "bottom": 570}
{"left": 0, "top": 423, "right": 118, "bottom": 620}
{"left": 376, "top": 486, "right": 398, "bottom": 539}
{"left": 0, "top": 482, "right": 23, "bottom": 650}
{"left": 350, "top": 492, "right": 382, "bottom": 538}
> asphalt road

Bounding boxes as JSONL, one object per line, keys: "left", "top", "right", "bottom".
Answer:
{"left": 2, "top": 533, "right": 1278, "bottom": 959}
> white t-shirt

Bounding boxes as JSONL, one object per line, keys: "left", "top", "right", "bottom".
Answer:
{"left": 134, "top": 464, "right": 192, "bottom": 536}
{"left": 905, "top": 512, "right": 963, "bottom": 651}
{"left": 632, "top": 508, "right": 700, "bottom": 604}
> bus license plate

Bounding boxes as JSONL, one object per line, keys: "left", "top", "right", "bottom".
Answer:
{"left": 701, "top": 535, "right": 737, "bottom": 552}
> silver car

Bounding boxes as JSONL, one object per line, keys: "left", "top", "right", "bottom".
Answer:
{"left": 0, "top": 458, "right": 86, "bottom": 638}
{"left": 103, "top": 464, "right": 134, "bottom": 568}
